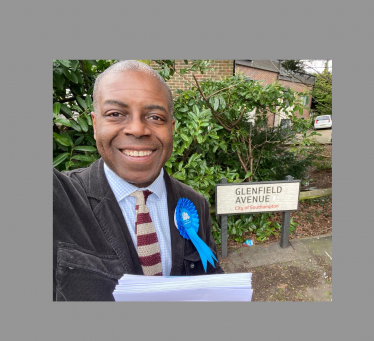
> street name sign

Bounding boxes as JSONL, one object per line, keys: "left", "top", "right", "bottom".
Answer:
{"left": 216, "top": 180, "right": 301, "bottom": 215}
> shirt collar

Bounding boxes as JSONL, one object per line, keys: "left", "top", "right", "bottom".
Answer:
{"left": 103, "top": 163, "right": 165, "bottom": 202}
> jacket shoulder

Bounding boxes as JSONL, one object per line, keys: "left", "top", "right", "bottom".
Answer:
{"left": 61, "top": 159, "right": 106, "bottom": 198}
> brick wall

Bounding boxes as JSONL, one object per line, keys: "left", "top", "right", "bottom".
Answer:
{"left": 150, "top": 60, "right": 234, "bottom": 93}
{"left": 236, "top": 65, "right": 278, "bottom": 85}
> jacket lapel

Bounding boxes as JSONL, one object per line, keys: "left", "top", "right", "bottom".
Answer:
{"left": 164, "top": 170, "right": 186, "bottom": 276}
{"left": 86, "top": 159, "right": 143, "bottom": 275}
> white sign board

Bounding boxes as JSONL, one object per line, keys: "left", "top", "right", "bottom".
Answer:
{"left": 216, "top": 181, "right": 300, "bottom": 215}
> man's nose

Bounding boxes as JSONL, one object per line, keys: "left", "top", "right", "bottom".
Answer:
{"left": 123, "top": 116, "right": 151, "bottom": 138}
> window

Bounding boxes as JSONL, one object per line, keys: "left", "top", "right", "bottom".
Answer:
{"left": 300, "top": 95, "right": 308, "bottom": 106}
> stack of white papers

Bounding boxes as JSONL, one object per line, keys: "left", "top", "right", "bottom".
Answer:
{"left": 113, "top": 273, "right": 253, "bottom": 301}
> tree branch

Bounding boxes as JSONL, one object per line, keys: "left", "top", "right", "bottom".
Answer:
{"left": 206, "top": 81, "right": 245, "bottom": 100}
{"left": 235, "top": 149, "right": 248, "bottom": 174}
{"left": 192, "top": 74, "right": 232, "bottom": 132}
{"left": 230, "top": 106, "right": 247, "bottom": 129}
{"left": 253, "top": 144, "right": 266, "bottom": 178}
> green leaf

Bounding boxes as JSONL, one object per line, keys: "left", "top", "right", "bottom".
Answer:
{"left": 76, "top": 96, "right": 87, "bottom": 110}
{"left": 60, "top": 132, "right": 74, "bottom": 146}
{"left": 70, "top": 60, "right": 79, "bottom": 71}
{"left": 71, "top": 154, "right": 94, "bottom": 162}
{"left": 77, "top": 116, "right": 88, "bottom": 132}
{"left": 180, "top": 133, "right": 189, "bottom": 141}
{"left": 71, "top": 104, "right": 82, "bottom": 112}
{"left": 59, "top": 60, "right": 71, "bottom": 68}
{"left": 74, "top": 136, "right": 85, "bottom": 145}
{"left": 213, "top": 97, "right": 219, "bottom": 111}
{"left": 60, "top": 104, "right": 73, "bottom": 117}
{"left": 219, "top": 96, "right": 226, "bottom": 109}
{"left": 53, "top": 153, "right": 70, "bottom": 167}
{"left": 53, "top": 102, "right": 61, "bottom": 115}
{"left": 70, "top": 119, "right": 82, "bottom": 132}
{"left": 244, "top": 171, "right": 252, "bottom": 179}
{"left": 62, "top": 66, "right": 71, "bottom": 80}
{"left": 70, "top": 72, "right": 79, "bottom": 84}
{"left": 53, "top": 74, "right": 64, "bottom": 91}
{"left": 84, "top": 113, "right": 92, "bottom": 125}
{"left": 75, "top": 71, "right": 84, "bottom": 84}
{"left": 86, "top": 135, "right": 96, "bottom": 145}
{"left": 85, "top": 95, "right": 93, "bottom": 107}
{"left": 73, "top": 145, "right": 97, "bottom": 152}
{"left": 53, "top": 132, "right": 71, "bottom": 146}
{"left": 65, "top": 161, "right": 75, "bottom": 169}
{"left": 54, "top": 118, "right": 72, "bottom": 127}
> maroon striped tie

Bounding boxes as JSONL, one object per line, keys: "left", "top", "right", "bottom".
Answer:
{"left": 130, "top": 190, "right": 163, "bottom": 276}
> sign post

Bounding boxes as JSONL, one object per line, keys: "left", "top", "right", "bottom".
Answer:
{"left": 280, "top": 175, "right": 293, "bottom": 248}
{"left": 215, "top": 175, "right": 300, "bottom": 257}
{"left": 220, "top": 178, "right": 228, "bottom": 258}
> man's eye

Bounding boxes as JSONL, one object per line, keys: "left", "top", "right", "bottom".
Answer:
{"left": 108, "top": 112, "right": 122, "bottom": 117}
{"left": 148, "top": 115, "right": 162, "bottom": 121}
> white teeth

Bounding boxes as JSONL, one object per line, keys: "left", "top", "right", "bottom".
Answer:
{"left": 123, "top": 150, "right": 152, "bottom": 157}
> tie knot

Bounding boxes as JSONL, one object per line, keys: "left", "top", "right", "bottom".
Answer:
{"left": 130, "top": 190, "right": 152, "bottom": 205}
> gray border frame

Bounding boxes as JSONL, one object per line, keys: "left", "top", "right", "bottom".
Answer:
{"left": 6, "top": 0, "right": 373, "bottom": 336}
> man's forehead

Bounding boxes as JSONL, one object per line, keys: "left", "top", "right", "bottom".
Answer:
{"left": 99, "top": 71, "right": 166, "bottom": 98}
{"left": 101, "top": 70, "right": 160, "bottom": 89}
{"left": 96, "top": 70, "right": 172, "bottom": 115}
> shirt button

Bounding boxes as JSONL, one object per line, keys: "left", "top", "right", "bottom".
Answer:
{"left": 190, "top": 263, "right": 195, "bottom": 269}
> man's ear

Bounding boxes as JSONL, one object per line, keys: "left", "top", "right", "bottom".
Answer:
{"left": 171, "top": 118, "right": 175, "bottom": 134}
{"left": 91, "top": 112, "right": 96, "bottom": 140}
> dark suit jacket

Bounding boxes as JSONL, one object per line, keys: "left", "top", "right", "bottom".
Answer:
{"left": 53, "top": 158, "right": 223, "bottom": 301}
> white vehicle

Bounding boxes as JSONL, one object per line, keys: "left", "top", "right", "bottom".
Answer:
{"left": 314, "top": 115, "right": 332, "bottom": 130}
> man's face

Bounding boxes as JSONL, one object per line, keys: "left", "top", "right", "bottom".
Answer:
{"left": 92, "top": 70, "right": 175, "bottom": 187}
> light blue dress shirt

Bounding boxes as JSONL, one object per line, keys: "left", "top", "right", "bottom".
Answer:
{"left": 103, "top": 163, "right": 172, "bottom": 276}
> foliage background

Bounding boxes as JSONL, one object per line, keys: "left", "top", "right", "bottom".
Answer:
{"left": 53, "top": 60, "right": 320, "bottom": 245}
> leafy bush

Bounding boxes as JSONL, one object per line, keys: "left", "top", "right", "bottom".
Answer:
{"left": 212, "top": 212, "right": 299, "bottom": 245}
{"left": 53, "top": 60, "right": 117, "bottom": 171}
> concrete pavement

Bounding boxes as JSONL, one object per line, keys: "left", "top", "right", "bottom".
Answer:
{"left": 311, "top": 128, "right": 332, "bottom": 144}
{"left": 292, "top": 128, "right": 332, "bottom": 145}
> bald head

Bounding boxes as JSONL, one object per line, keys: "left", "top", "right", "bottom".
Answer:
{"left": 93, "top": 60, "right": 174, "bottom": 116}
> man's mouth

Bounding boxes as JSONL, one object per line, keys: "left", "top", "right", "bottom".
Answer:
{"left": 120, "top": 149, "right": 154, "bottom": 157}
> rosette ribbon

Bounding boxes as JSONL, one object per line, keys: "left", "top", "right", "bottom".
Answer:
{"left": 174, "top": 198, "right": 217, "bottom": 272}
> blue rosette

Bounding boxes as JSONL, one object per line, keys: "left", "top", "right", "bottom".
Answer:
{"left": 174, "top": 198, "right": 217, "bottom": 272}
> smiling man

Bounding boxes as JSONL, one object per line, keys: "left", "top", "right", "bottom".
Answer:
{"left": 53, "top": 60, "right": 223, "bottom": 301}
